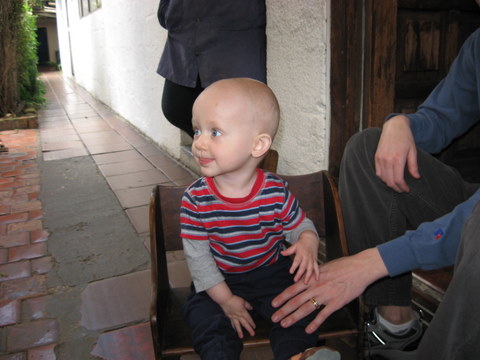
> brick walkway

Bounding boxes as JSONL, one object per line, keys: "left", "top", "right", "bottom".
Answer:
{"left": 0, "top": 129, "right": 57, "bottom": 359}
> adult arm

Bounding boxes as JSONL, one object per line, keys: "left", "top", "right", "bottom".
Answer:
{"left": 407, "top": 28, "right": 480, "bottom": 154}
{"left": 375, "top": 115, "right": 419, "bottom": 192}
{"left": 272, "top": 190, "right": 480, "bottom": 333}
{"left": 271, "top": 248, "right": 388, "bottom": 334}
{"left": 375, "top": 29, "right": 480, "bottom": 192}
{"left": 378, "top": 189, "right": 480, "bottom": 276}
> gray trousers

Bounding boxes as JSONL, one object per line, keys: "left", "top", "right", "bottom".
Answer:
{"left": 339, "top": 128, "right": 480, "bottom": 358}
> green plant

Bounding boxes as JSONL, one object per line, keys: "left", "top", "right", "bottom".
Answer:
{"left": 0, "top": 0, "right": 45, "bottom": 117}
{"left": 0, "top": 0, "right": 23, "bottom": 116}
{"left": 16, "top": 2, "right": 45, "bottom": 109}
{"left": 28, "top": 0, "right": 46, "bottom": 9}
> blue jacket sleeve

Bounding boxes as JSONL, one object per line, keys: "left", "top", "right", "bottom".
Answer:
{"left": 378, "top": 189, "right": 480, "bottom": 277}
{"left": 386, "top": 28, "right": 480, "bottom": 154}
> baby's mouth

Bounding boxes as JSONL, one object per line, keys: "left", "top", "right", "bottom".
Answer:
{"left": 197, "top": 157, "right": 213, "bottom": 166}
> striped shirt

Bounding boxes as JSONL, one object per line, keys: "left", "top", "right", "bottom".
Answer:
{"left": 180, "top": 168, "right": 305, "bottom": 274}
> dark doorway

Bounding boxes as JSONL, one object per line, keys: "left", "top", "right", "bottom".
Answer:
{"left": 330, "top": 0, "right": 480, "bottom": 183}
{"left": 36, "top": 27, "right": 50, "bottom": 65}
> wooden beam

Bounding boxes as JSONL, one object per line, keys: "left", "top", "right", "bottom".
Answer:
{"left": 329, "top": 0, "right": 363, "bottom": 177}
{"left": 363, "top": 0, "right": 398, "bottom": 128}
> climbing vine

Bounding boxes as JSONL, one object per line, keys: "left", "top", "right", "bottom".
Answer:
{"left": 0, "top": 0, "right": 45, "bottom": 117}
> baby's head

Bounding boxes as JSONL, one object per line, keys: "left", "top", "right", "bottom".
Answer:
{"left": 191, "top": 78, "right": 280, "bottom": 176}
{"left": 194, "top": 78, "right": 279, "bottom": 137}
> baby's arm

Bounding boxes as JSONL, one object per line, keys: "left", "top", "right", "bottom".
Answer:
{"left": 183, "top": 238, "right": 256, "bottom": 338}
{"left": 282, "top": 218, "right": 320, "bottom": 283}
{"left": 206, "top": 281, "right": 256, "bottom": 338}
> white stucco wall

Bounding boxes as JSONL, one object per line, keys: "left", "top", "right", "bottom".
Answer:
{"left": 267, "top": 0, "right": 330, "bottom": 174}
{"left": 55, "top": 0, "right": 330, "bottom": 174}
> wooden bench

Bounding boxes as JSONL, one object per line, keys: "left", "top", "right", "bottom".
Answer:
{"left": 149, "top": 170, "right": 363, "bottom": 359}
{"left": 412, "top": 267, "right": 453, "bottom": 326}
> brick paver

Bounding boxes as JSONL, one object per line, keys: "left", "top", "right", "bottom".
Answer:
{"left": 6, "top": 318, "right": 59, "bottom": 352}
{"left": 0, "top": 130, "right": 58, "bottom": 358}
{"left": 0, "top": 300, "right": 20, "bottom": 326}
{"left": 28, "top": 344, "right": 56, "bottom": 360}
{"left": 0, "top": 274, "right": 46, "bottom": 302}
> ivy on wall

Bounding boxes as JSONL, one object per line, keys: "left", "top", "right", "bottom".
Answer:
{"left": 0, "top": 0, "right": 45, "bottom": 117}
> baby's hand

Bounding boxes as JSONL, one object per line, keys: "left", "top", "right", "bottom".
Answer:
{"left": 281, "top": 230, "right": 320, "bottom": 283}
{"left": 218, "top": 294, "right": 256, "bottom": 339}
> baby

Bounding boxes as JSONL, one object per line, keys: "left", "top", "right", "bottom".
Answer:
{"left": 180, "top": 78, "right": 324, "bottom": 360}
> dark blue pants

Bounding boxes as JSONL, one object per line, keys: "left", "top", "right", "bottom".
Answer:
{"left": 183, "top": 256, "right": 319, "bottom": 360}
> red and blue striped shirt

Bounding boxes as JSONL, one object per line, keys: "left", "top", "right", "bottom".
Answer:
{"left": 180, "top": 169, "right": 305, "bottom": 274}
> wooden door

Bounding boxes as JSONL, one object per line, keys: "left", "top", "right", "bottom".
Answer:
{"left": 330, "top": 0, "right": 480, "bottom": 181}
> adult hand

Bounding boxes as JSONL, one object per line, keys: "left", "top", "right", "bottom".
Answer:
{"left": 271, "top": 248, "right": 388, "bottom": 334}
{"left": 375, "top": 115, "right": 420, "bottom": 192}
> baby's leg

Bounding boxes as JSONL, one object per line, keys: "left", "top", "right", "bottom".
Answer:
{"left": 268, "top": 307, "right": 319, "bottom": 360}
{"left": 240, "top": 257, "right": 319, "bottom": 360}
{"left": 183, "top": 291, "right": 243, "bottom": 360}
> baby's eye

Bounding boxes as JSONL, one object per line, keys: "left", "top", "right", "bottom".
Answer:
{"left": 212, "top": 129, "right": 222, "bottom": 137}
{"left": 193, "top": 129, "right": 201, "bottom": 137}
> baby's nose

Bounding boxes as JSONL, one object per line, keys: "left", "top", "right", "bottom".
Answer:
{"left": 193, "top": 134, "right": 207, "bottom": 150}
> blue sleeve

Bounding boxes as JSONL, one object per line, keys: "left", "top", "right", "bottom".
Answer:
{"left": 386, "top": 28, "right": 480, "bottom": 154}
{"left": 378, "top": 190, "right": 480, "bottom": 276}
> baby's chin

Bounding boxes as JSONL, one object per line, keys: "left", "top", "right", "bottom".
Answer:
{"left": 197, "top": 165, "right": 217, "bottom": 178}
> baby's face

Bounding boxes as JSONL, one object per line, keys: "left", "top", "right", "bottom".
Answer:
{"left": 191, "top": 87, "right": 257, "bottom": 178}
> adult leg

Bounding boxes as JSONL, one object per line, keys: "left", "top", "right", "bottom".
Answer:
{"left": 161, "top": 78, "right": 203, "bottom": 137}
{"left": 339, "top": 127, "right": 477, "bottom": 306}
{"left": 183, "top": 290, "right": 243, "bottom": 360}
{"left": 416, "top": 202, "right": 480, "bottom": 359}
{"left": 339, "top": 128, "right": 478, "bottom": 356}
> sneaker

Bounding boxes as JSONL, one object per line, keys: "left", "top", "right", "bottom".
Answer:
{"left": 365, "top": 309, "right": 423, "bottom": 358}
{"left": 296, "top": 346, "right": 341, "bottom": 360}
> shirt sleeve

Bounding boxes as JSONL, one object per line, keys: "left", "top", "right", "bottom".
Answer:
{"left": 180, "top": 189, "right": 209, "bottom": 241}
{"left": 378, "top": 189, "right": 480, "bottom": 276}
{"left": 180, "top": 186, "right": 224, "bottom": 292}
{"left": 385, "top": 28, "right": 480, "bottom": 154}
{"left": 182, "top": 238, "right": 225, "bottom": 292}
{"left": 280, "top": 183, "right": 306, "bottom": 231}
{"left": 284, "top": 217, "right": 319, "bottom": 245}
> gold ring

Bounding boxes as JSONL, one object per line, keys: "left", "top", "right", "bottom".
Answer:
{"left": 310, "top": 297, "right": 321, "bottom": 310}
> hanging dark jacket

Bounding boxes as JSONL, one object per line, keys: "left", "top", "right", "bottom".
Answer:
{"left": 156, "top": 0, "right": 267, "bottom": 88}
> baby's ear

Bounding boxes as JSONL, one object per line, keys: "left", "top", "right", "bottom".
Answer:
{"left": 252, "top": 133, "right": 272, "bottom": 158}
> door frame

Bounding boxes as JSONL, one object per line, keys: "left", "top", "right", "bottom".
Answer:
{"left": 329, "top": 0, "right": 398, "bottom": 176}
